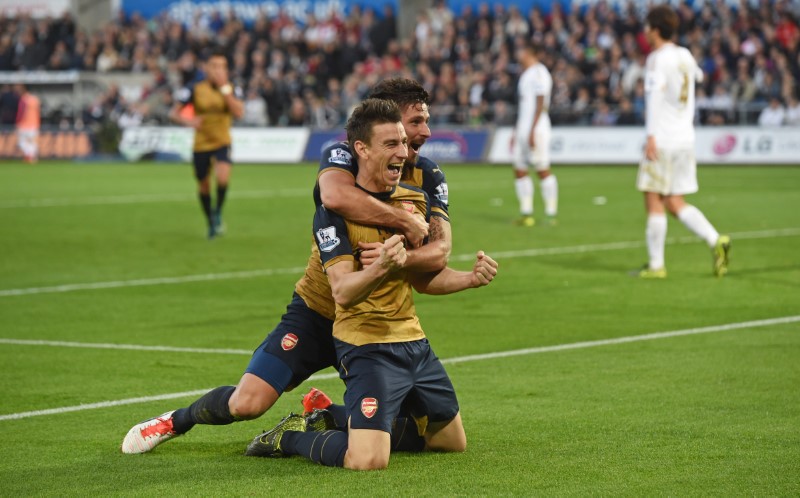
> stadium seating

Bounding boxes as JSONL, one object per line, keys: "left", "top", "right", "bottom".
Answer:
{"left": 0, "top": 1, "right": 798, "bottom": 128}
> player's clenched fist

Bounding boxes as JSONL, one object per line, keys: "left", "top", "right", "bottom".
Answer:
{"left": 471, "top": 251, "right": 498, "bottom": 287}
{"left": 378, "top": 234, "right": 407, "bottom": 272}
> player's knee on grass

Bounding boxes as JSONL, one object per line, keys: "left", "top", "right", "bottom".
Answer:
{"left": 228, "top": 374, "right": 280, "bottom": 419}
{"left": 344, "top": 450, "right": 390, "bottom": 471}
{"left": 536, "top": 169, "right": 551, "bottom": 180}
{"left": 345, "top": 428, "right": 391, "bottom": 471}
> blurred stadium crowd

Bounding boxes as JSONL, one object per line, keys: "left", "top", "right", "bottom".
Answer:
{"left": 0, "top": 0, "right": 799, "bottom": 130}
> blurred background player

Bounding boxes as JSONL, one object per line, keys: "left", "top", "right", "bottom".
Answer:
{"left": 512, "top": 41, "right": 557, "bottom": 227}
{"left": 170, "top": 48, "right": 243, "bottom": 239}
{"left": 15, "top": 84, "right": 40, "bottom": 164}
{"left": 637, "top": 6, "right": 731, "bottom": 279}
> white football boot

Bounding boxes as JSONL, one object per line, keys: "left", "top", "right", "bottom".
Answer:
{"left": 121, "top": 410, "right": 178, "bottom": 454}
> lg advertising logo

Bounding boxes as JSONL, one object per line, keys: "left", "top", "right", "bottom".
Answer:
{"left": 714, "top": 134, "right": 773, "bottom": 156}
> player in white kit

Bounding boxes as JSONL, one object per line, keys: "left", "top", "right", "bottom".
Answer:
{"left": 637, "top": 5, "right": 730, "bottom": 278}
{"left": 512, "top": 41, "right": 558, "bottom": 227}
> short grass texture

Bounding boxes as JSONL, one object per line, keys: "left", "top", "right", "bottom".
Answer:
{"left": 0, "top": 161, "right": 798, "bottom": 496}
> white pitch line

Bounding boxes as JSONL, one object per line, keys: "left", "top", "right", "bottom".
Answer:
{"left": 1, "top": 315, "right": 798, "bottom": 422}
{"left": 0, "top": 267, "right": 306, "bottom": 297}
{"left": 450, "top": 227, "right": 800, "bottom": 262}
{"left": 441, "top": 315, "right": 800, "bottom": 365}
{"left": 2, "top": 227, "right": 798, "bottom": 298}
{"left": 0, "top": 338, "right": 254, "bottom": 355}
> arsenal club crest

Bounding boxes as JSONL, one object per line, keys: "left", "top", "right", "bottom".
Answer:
{"left": 281, "top": 333, "right": 299, "bottom": 351}
{"left": 361, "top": 397, "right": 378, "bottom": 418}
{"left": 401, "top": 201, "right": 415, "bottom": 213}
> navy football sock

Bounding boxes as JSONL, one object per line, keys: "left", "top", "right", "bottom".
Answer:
{"left": 281, "top": 430, "right": 347, "bottom": 467}
{"left": 198, "top": 193, "right": 213, "bottom": 226}
{"left": 391, "top": 417, "right": 425, "bottom": 452}
{"left": 171, "top": 385, "right": 237, "bottom": 434}
{"left": 326, "top": 403, "right": 348, "bottom": 430}
{"left": 216, "top": 184, "right": 228, "bottom": 213}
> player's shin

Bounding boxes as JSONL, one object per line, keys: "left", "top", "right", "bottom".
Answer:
{"left": 171, "top": 385, "right": 238, "bottom": 434}
{"left": 677, "top": 205, "right": 719, "bottom": 248}
{"left": 198, "top": 193, "right": 213, "bottom": 226}
{"left": 515, "top": 176, "right": 534, "bottom": 216}
{"left": 216, "top": 184, "right": 228, "bottom": 213}
{"left": 281, "top": 430, "right": 348, "bottom": 467}
{"left": 646, "top": 214, "right": 667, "bottom": 270}
{"left": 540, "top": 174, "right": 558, "bottom": 217}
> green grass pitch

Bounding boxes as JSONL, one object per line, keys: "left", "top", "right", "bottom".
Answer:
{"left": 0, "top": 161, "right": 798, "bottom": 495}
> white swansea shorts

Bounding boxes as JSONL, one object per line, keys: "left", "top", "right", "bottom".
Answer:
{"left": 636, "top": 147, "right": 698, "bottom": 196}
{"left": 513, "top": 126, "right": 551, "bottom": 172}
{"left": 17, "top": 129, "right": 38, "bottom": 146}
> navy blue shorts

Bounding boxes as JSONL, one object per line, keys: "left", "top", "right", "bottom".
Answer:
{"left": 335, "top": 338, "right": 459, "bottom": 433}
{"left": 193, "top": 146, "right": 231, "bottom": 180}
{"left": 245, "top": 292, "right": 336, "bottom": 394}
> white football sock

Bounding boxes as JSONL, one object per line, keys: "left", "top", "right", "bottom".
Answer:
{"left": 646, "top": 214, "right": 667, "bottom": 270}
{"left": 677, "top": 205, "right": 719, "bottom": 248}
{"left": 540, "top": 174, "right": 558, "bottom": 216}
{"left": 515, "top": 176, "right": 534, "bottom": 216}
{"left": 20, "top": 139, "right": 36, "bottom": 158}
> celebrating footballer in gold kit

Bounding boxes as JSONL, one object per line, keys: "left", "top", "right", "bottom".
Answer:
{"left": 245, "top": 99, "right": 498, "bottom": 471}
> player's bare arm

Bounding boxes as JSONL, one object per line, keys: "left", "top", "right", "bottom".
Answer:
{"left": 529, "top": 95, "right": 544, "bottom": 147}
{"left": 410, "top": 251, "right": 498, "bottom": 295}
{"left": 327, "top": 234, "right": 407, "bottom": 307}
{"left": 319, "top": 169, "right": 429, "bottom": 247}
{"left": 358, "top": 214, "right": 451, "bottom": 271}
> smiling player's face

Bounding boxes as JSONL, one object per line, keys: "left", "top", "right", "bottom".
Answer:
{"left": 361, "top": 121, "right": 408, "bottom": 191}
{"left": 401, "top": 103, "right": 431, "bottom": 166}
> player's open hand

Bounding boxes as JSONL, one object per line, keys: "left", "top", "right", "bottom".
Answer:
{"left": 357, "top": 241, "right": 382, "bottom": 267}
{"left": 528, "top": 131, "right": 536, "bottom": 148}
{"left": 471, "top": 251, "right": 498, "bottom": 287}
{"left": 403, "top": 213, "right": 428, "bottom": 249}
{"left": 644, "top": 136, "right": 658, "bottom": 161}
{"left": 378, "top": 234, "right": 407, "bottom": 272}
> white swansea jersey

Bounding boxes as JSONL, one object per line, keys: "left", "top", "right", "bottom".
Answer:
{"left": 516, "top": 62, "right": 552, "bottom": 135}
{"left": 644, "top": 43, "right": 703, "bottom": 149}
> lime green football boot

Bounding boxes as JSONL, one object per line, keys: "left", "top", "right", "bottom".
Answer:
{"left": 712, "top": 235, "right": 731, "bottom": 277}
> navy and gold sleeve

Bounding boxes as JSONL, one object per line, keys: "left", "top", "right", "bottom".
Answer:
{"left": 314, "top": 142, "right": 359, "bottom": 207}
{"left": 313, "top": 205, "right": 354, "bottom": 271}
{"left": 417, "top": 157, "right": 450, "bottom": 221}
{"left": 318, "top": 141, "right": 358, "bottom": 179}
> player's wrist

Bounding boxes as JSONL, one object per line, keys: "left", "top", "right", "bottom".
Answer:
{"left": 396, "top": 208, "right": 414, "bottom": 230}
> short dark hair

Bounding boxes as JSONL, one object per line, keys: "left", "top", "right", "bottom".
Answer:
{"left": 646, "top": 5, "right": 679, "bottom": 40}
{"left": 521, "top": 39, "right": 544, "bottom": 56}
{"left": 367, "top": 78, "right": 429, "bottom": 112}
{"left": 207, "top": 46, "right": 228, "bottom": 61}
{"left": 346, "top": 98, "right": 402, "bottom": 147}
